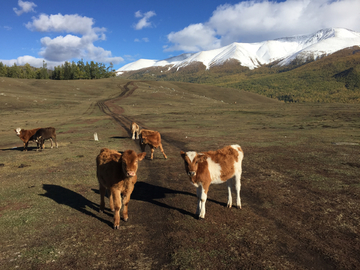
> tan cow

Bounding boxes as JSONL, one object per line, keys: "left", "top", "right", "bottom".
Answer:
{"left": 96, "top": 148, "right": 146, "bottom": 229}
{"left": 14, "top": 127, "right": 41, "bottom": 151}
{"left": 139, "top": 129, "right": 167, "bottom": 160}
{"left": 130, "top": 122, "right": 140, "bottom": 140}
{"left": 180, "top": 144, "right": 244, "bottom": 219}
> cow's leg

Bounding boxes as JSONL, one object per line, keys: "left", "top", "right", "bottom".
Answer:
{"left": 99, "top": 184, "right": 106, "bottom": 212}
{"left": 23, "top": 141, "right": 28, "bottom": 151}
{"left": 235, "top": 172, "right": 242, "bottom": 209}
{"left": 159, "top": 143, "right": 167, "bottom": 159}
{"left": 109, "top": 190, "right": 115, "bottom": 212}
{"left": 227, "top": 178, "right": 233, "bottom": 208}
{"left": 136, "top": 131, "right": 139, "bottom": 139}
{"left": 196, "top": 186, "right": 202, "bottom": 216}
{"left": 36, "top": 141, "right": 41, "bottom": 151}
{"left": 53, "top": 136, "right": 58, "bottom": 148}
{"left": 150, "top": 147, "right": 155, "bottom": 160}
{"left": 197, "top": 184, "right": 209, "bottom": 219}
{"left": 140, "top": 141, "right": 146, "bottom": 153}
{"left": 111, "top": 188, "right": 122, "bottom": 229}
{"left": 122, "top": 185, "right": 135, "bottom": 222}
{"left": 132, "top": 131, "right": 135, "bottom": 140}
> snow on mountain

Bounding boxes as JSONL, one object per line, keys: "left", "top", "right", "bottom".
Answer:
{"left": 116, "top": 28, "right": 360, "bottom": 73}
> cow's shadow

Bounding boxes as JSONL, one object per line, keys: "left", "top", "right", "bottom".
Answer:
{"left": 131, "top": 182, "right": 197, "bottom": 218}
{"left": 1, "top": 146, "right": 38, "bottom": 151}
{"left": 40, "top": 184, "right": 113, "bottom": 228}
{"left": 110, "top": 136, "right": 129, "bottom": 139}
{"left": 92, "top": 182, "right": 197, "bottom": 218}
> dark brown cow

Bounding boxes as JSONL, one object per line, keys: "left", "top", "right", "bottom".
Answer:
{"left": 130, "top": 122, "right": 140, "bottom": 140}
{"left": 14, "top": 127, "right": 41, "bottom": 151}
{"left": 33, "top": 127, "right": 58, "bottom": 150}
{"left": 96, "top": 148, "right": 146, "bottom": 229}
{"left": 180, "top": 144, "right": 244, "bottom": 219}
{"left": 139, "top": 129, "right": 167, "bottom": 160}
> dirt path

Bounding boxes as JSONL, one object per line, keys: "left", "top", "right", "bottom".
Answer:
{"left": 95, "top": 81, "right": 190, "bottom": 267}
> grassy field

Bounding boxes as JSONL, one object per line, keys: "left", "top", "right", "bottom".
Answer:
{"left": 0, "top": 77, "right": 359, "bottom": 269}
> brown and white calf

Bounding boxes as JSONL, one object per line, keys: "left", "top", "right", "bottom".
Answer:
{"left": 139, "top": 129, "right": 167, "bottom": 160}
{"left": 33, "top": 127, "right": 58, "bottom": 150}
{"left": 14, "top": 127, "right": 41, "bottom": 151}
{"left": 130, "top": 122, "right": 140, "bottom": 140}
{"left": 96, "top": 148, "right": 146, "bottom": 229}
{"left": 180, "top": 144, "right": 244, "bottom": 219}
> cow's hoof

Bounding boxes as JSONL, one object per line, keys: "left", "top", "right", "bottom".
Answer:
{"left": 114, "top": 225, "right": 120, "bottom": 229}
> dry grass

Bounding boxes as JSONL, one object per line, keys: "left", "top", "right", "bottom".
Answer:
{"left": 0, "top": 77, "right": 359, "bottom": 269}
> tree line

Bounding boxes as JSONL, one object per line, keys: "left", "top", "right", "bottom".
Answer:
{"left": 0, "top": 60, "right": 115, "bottom": 80}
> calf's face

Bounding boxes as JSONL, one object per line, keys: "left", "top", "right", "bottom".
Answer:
{"left": 180, "top": 151, "right": 207, "bottom": 177}
{"left": 15, "top": 128, "right": 21, "bottom": 136}
{"left": 121, "top": 150, "right": 146, "bottom": 177}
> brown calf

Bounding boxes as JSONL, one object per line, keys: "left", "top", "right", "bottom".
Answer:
{"left": 130, "top": 122, "right": 140, "bottom": 140}
{"left": 180, "top": 144, "right": 244, "bottom": 219}
{"left": 14, "top": 127, "right": 41, "bottom": 151}
{"left": 34, "top": 127, "right": 58, "bottom": 150}
{"left": 96, "top": 148, "right": 146, "bottom": 229}
{"left": 139, "top": 129, "right": 167, "bottom": 160}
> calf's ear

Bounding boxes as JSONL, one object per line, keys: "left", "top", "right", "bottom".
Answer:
{"left": 137, "top": 152, "right": 147, "bottom": 161}
{"left": 197, "top": 154, "right": 208, "bottom": 163}
{"left": 180, "top": 151, "right": 186, "bottom": 160}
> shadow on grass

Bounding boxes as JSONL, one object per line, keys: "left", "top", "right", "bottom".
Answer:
{"left": 1, "top": 146, "right": 38, "bottom": 151}
{"left": 131, "top": 181, "right": 199, "bottom": 218}
{"left": 110, "top": 136, "right": 129, "bottom": 139}
{"left": 40, "top": 184, "right": 113, "bottom": 228}
{"left": 92, "top": 182, "right": 197, "bottom": 218}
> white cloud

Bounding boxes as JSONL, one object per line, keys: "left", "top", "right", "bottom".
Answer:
{"left": 10, "top": 13, "right": 124, "bottom": 67}
{"left": 134, "top": 11, "right": 156, "bottom": 30}
{"left": 166, "top": 23, "right": 220, "bottom": 52}
{"left": 25, "top": 14, "right": 97, "bottom": 35}
{"left": 0, "top": 56, "right": 63, "bottom": 70}
{"left": 13, "top": 0, "right": 36, "bottom": 16}
{"left": 166, "top": 0, "right": 360, "bottom": 52}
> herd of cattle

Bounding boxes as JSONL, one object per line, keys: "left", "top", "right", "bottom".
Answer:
{"left": 14, "top": 122, "right": 244, "bottom": 229}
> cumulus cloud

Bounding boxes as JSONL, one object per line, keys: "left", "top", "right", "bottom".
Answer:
{"left": 134, "top": 10, "right": 156, "bottom": 30}
{"left": 0, "top": 56, "right": 64, "bottom": 70}
{"left": 11, "top": 13, "right": 123, "bottom": 68}
{"left": 166, "top": 0, "right": 360, "bottom": 52}
{"left": 166, "top": 24, "right": 220, "bottom": 52}
{"left": 13, "top": 0, "right": 36, "bottom": 16}
{"left": 25, "top": 13, "right": 97, "bottom": 35}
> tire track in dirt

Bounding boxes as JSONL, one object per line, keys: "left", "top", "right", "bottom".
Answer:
{"left": 96, "top": 81, "right": 137, "bottom": 135}
{"left": 94, "top": 81, "right": 189, "bottom": 267}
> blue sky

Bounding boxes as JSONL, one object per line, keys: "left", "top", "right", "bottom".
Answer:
{"left": 1, "top": 0, "right": 360, "bottom": 70}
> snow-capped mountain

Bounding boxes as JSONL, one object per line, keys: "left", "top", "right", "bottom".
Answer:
{"left": 117, "top": 28, "right": 360, "bottom": 73}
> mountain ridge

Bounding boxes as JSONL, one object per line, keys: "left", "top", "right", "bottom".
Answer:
{"left": 117, "top": 28, "right": 360, "bottom": 73}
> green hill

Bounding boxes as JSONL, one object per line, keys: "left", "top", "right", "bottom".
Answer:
{"left": 120, "top": 46, "right": 360, "bottom": 103}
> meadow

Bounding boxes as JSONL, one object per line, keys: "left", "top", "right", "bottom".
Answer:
{"left": 0, "top": 77, "right": 359, "bottom": 269}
